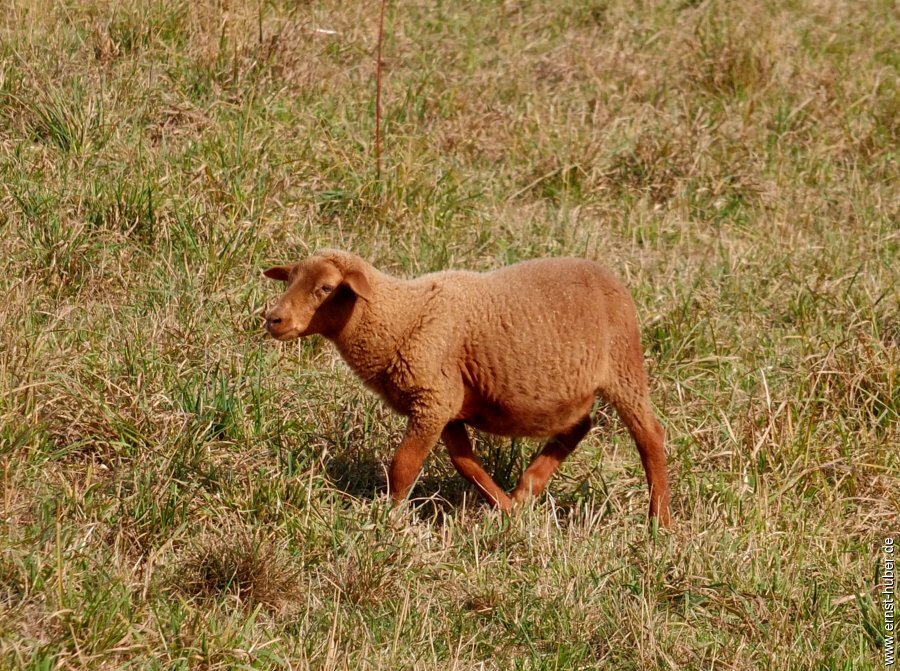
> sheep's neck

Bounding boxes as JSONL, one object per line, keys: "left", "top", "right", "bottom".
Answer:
{"left": 328, "top": 276, "right": 422, "bottom": 383}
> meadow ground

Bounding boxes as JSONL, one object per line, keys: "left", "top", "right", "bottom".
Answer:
{"left": 1, "top": 0, "right": 898, "bottom": 668}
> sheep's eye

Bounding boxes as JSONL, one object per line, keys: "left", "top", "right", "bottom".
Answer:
{"left": 321, "top": 285, "right": 334, "bottom": 294}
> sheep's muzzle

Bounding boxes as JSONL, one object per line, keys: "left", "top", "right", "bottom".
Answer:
{"left": 264, "top": 309, "right": 302, "bottom": 340}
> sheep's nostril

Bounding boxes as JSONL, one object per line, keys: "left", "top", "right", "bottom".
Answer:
{"left": 267, "top": 316, "right": 282, "bottom": 327}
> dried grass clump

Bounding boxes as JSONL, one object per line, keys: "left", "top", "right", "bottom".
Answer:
{"left": 176, "top": 527, "right": 302, "bottom": 611}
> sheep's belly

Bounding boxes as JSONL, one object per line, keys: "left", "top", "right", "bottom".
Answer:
{"left": 457, "top": 391, "right": 594, "bottom": 438}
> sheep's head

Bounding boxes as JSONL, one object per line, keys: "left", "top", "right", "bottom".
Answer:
{"left": 262, "top": 254, "right": 373, "bottom": 340}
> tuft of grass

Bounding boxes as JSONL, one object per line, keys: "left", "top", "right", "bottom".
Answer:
{"left": 175, "top": 527, "right": 302, "bottom": 611}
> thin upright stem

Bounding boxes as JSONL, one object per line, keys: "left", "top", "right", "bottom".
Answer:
{"left": 375, "top": 0, "right": 387, "bottom": 182}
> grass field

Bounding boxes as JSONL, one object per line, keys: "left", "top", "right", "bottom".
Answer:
{"left": 1, "top": 0, "right": 898, "bottom": 668}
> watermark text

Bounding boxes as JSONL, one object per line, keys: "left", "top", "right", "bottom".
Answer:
{"left": 885, "top": 537, "right": 895, "bottom": 667}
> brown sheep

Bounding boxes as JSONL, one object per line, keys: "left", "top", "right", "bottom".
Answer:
{"left": 262, "top": 249, "right": 671, "bottom": 525}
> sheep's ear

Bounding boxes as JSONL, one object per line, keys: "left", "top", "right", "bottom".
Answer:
{"left": 263, "top": 265, "right": 292, "bottom": 282}
{"left": 343, "top": 269, "right": 373, "bottom": 301}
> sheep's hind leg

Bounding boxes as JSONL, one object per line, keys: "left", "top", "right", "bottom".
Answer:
{"left": 441, "top": 422, "right": 513, "bottom": 511}
{"left": 511, "top": 415, "right": 592, "bottom": 504}
{"left": 609, "top": 393, "right": 671, "bottom": 526}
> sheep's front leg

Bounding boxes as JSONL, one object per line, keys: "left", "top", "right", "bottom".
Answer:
{"left": 442, "top": 421, "right": 513, "bottom": 511}
{"left": 388, "top": 417, "right": 443, "bottom": 504}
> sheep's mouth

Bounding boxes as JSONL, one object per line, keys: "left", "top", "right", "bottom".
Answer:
{"left": 267, "top": 326, "right": 302, "bottom": 341}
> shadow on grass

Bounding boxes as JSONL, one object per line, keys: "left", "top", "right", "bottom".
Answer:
{"left": 323, "top": 448, "right": 386, "bottom": 502}
{"left": 321, "top": 437, "right": 498, "bottom": 521}
{"left": 321, "top": 433, "right": 581, "bottom": 521}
